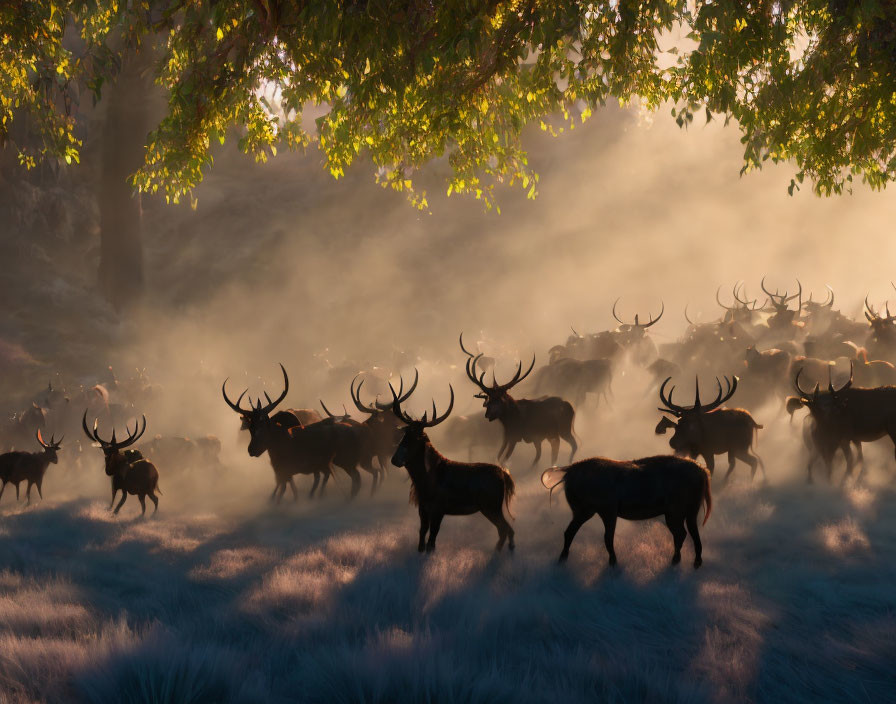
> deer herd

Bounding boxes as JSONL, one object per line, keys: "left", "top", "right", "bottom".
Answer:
{"left": 3, "top": 280, "right": 896, "bottom": 568}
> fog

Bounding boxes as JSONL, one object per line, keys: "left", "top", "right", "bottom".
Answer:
{"left": 1, "top": 104, "right": 895, "bottom": 702}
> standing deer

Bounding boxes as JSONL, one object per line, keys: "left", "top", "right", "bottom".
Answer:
{"left": 390, "top": 381, "right": 515, "bottom": 553}
{"left": 0, "top": 430, "right": 62, "bottom": 504}
{"left": 223, "top": 365, "right": 363, "bottom": 499}
{"left": 82, "top": 412, "right": 160, "bottom": 516}
{"left": 655, "top": 375, "right": 765, "bottom": 483}
{"left": 543, "top": 454, "right": 711, "bottom": 568}
{"left": 465, "top": 353, "right": 577, "bottom": 467}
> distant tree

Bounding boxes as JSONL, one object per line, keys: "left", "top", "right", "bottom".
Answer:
{"left": 2, "top": 0, "right": 894, "bottom": 215}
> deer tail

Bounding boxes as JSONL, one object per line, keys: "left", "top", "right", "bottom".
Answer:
{"left": 501, "top": 469, "right": 516, "bottom": 520}
{"left": 541, "top": 466, "right": 568, "bottom": 507}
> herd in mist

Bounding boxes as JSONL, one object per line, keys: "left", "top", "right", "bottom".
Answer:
{"left": 2, "top": 278, "right": 896, "bottom": 569}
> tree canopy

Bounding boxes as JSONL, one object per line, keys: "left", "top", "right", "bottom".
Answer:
{"left": 2, "top": 1, "right": 895, "bottom": 209}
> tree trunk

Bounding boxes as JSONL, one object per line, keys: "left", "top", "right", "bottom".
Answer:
{"left": 97, "top": 49, "right": 153, "bottom": 311}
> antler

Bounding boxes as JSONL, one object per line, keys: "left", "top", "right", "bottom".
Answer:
{"left": 320, "top": 400, "right": 350, "bottom": 420}
{"left": 732, "top": 282, "right": 758, "bottom": 309}
{"left": 793, "top": 367, "right": 820, "bottom": 399}
{"left": 36, "top": 429, "right": 61, "bottom": 449}
{"left": 459, "top": 332, "right": 477, "bottom": 358}
{"left": 613, "top": 298, "right": 664, "bottom": 328}
{"left": 828, "top": 362, "right": 854, "bottom": 394}
{"left": 490, "top": 356, "right": 536, "bottom": 392}
{"left": 464, "top": 353, "right": 490, "bottom": 394}
{"left": 82, "top": 411, "right": 146, "bottom": 451}
{"left": 222, "top": 378, "right": 251, "bottom": 414}
{"left": 390, "top": 379, "right": 454, "bottom": 428}
{"left": 373, "top": 368, "right": 419, "bottom": 411}
{"left": 700, "top": 376, "right": 738, "bottom": 413}
{"left": 716, "top": 285, "right": 736, "bottom": 312}
{"left": 258, "top": 364, "right": 289, "bottom": 415}
{"left": 658, "top": 377, "right": 685, "bottom": 416}
{"left": 684, "top": 303, "right": 697, "bottom": 326}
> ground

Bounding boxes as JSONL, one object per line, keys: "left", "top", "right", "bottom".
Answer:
{"left": 0, "top": 448, "right": 893, "bottom": 703}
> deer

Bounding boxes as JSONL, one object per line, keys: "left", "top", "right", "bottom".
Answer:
{"left": 464, "top": 352, "right": 577, "bottom": 467}
{"left": 863, "top": 292, "right": 896, "bottom": 362}
{"left": 542, "top": 454, "right": 711, "bottom": 568}
{"left": 611, "top": 298, "right": 664, "bottom": 365}
{"left": 760, "top": 276, "right": 803, "bottom": 335}
{"left": 0, "top": 430, "right": 62, "bottom": 504}
{"left": 223, "top": 364, "right": 363, "bottom": 500}
{"left": 655, "top": 375, "right": 765, "bottom": 483}
{"left": 786, "top": 363, "right": 896, "bottom": 484}
{"left": 82, "top": 412, "right": 160, "bottom": 516}
{"left": 389, "top": 380, "right": 515, "bottom": 553}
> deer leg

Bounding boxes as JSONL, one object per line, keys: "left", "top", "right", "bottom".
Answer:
{"left": 110, "top": 486, "right": 117, "bottom": 509}
{"left": 839, "top": 442, "right": 856, "bottom": 486}
{"left": 139, "top": 494, "right": 147, "bottom": 516}
{"left": 14, "top": 483, "right": 19, "bottom": 501}
{"left": 418, "top": 508, "right": 429, "bottom": 552}
{"left": 25, "top": 481, "right": 33, "bottom": 505}
{"left": 0, "top": 481, "right": 6, "bottom": 501}
{"left": 309, "top": 472, "right": 321, "bottom": 499}
{"left": 502, "top": 441, "right": 518, "bottom": 462}
{"left": 665, "top": 514, "right": 687, "bottom": 565}
{"left": 343, "top": 465, "right": 361, "bottom": 500}
{"left": 36, "top": 480, "right": 43, "bottom": 500}
{"left": 484, "top": 508, "right": 513, "bottom": 551}
{"left": 703, "top": 453, "right": 715, "bottom": 476}
{"left": 496, "top": 438, "right": 508, "bottom": 462}
{"left": 288, "top": 477, "right": 299, "bottom": 501}
{"left": 425, "top": 513, "right": 444, "bottom": 552}
{"left": 530, "top": 440, "right": 543, "bottom": 468}
{"left": 562, "top": 431, "right": 577, "bottom": 463}
{"left": 149, "top": 492, "right": 159, "bottom": 515}
{"left": 723, "top": 452, "right": 737, "bottom": 484}
{"left": 685, "top": 513, "right": 703, "bottom": 568}
{"left": 558, "top": 510, "right": 594, "bottom": 562}
{"left": 600, "top": 513, "right": 618, "bottom": 566}
{"left": 549, "top": 437, "right": 560, "bottom": 465}
{"left": 738, "top": 451, "right": 759, "bottom": 482}
{"left": 113, "top": 492, "right": 128, "bottom": 515}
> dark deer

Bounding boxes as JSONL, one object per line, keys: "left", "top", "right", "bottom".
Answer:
{"left": 760, "top": 276, "right": 802, "bottom": 332}
{"left": 787, "top": 364, "right": 896, "bottom": 484}
{"left": 656, "top": 375, "right": 765, "bottom": 483}
{"left": 223, "top": 365, "right": 363, "bottom": 500}
{"left": 390, "top": 381, "right": 515, "bottom": 553}
{"left": 612, "top": 298, "right": 664, "bottom": 365}
{"left": 358, "top": 370, "right": 417, "bottom": 471}
{"left": 543, "top": 455, "right": 711, "bottom": 568}
{"left": 82, "top": 412, "right": 160, "bottom": 516}
{"left": 863, "top": 292, "right": 896, "bottom": 361}
{"left": 465, "top": 353, "right": 577, "bottom": 466}
{"left": 0, "top": 430, "right": 62, "bottom": 504}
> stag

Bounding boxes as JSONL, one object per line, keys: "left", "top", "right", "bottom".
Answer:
{"left": 863, "top": 292, "right": 896, "bottom": 361}
{"left": 390, "top": 382, "right": 515, "bottom": 553}
{"left": 542, "top": 455, "right": 711, "bottom": 568}
{"left": 0, "top": 430, "right": 62, "bottom": 503}
{"left": 760, "top": 276, "right": 803, "bottom": 334}
{"left": 612, "top": 298, "right": 664, "bottom": 365}
{"left": 319, "top": 397, "right": 386, "bottom": 495}
{"left": 223, "top": 365, "right": 363, "bottom": 499}
{"left": 787, "top": 364, "right": 896, "bottom": 483}
{"left": 356, "top": 370, "right": 417, "bottom": 471}
{"left": 82, "top": 412, "right": 160, "bottom": 515}
{"left": 465, "top": 353, "right": 577, "bottom": 466}
{"left": 656, "top": 376, "right": 764, "bottom": 483}
{"left": 716, "top": 282, "right": 761, "bottom": 327}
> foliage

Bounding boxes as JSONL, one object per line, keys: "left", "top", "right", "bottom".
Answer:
{"left": 1, "top": 1, "right": 895, "bottom": 207}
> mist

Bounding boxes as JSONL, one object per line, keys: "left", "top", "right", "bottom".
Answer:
{"left": 1, "top": 103, "right": 894, "bottom": 702}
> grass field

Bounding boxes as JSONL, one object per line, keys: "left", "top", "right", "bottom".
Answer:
{"left": 0, "top": 423, "right": 893, "bottom": 704}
